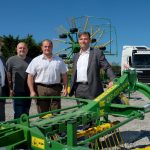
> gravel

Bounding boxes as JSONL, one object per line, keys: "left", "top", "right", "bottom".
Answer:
{"left": 4, "top": 91, "right": 150, "bottom": 149}
{"left": 117, "top": 92, "right": 150, "bottom": 149}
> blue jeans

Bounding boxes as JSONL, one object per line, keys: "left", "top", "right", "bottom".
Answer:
{"left": 13, "top": 92, "right": 31, "bottom": 119}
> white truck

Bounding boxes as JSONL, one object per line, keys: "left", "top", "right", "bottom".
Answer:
{"left": 121, "top": 45, "right": 150, "bottom": 85}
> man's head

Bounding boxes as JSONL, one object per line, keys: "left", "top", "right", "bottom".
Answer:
{"left": 41, "top": 39, "right": 53, "bottom": 57}
{"left": 16, "top": 42, "right": 28, "bottom": 58}
{"left": 78, "top": 32, "right": 91, "bottom": 51}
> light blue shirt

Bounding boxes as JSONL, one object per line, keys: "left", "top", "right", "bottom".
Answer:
{"left": 0, "top": 59, "right": 5, "bottom": 87}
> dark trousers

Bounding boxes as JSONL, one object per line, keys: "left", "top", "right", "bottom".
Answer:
{"left": 75, "top": 84, "right": 91, "bottom": 99}
{"left": 13, "top": 92, "right": 31, "bottom": 119}
{"left": 36, "top": 84, "right": 62, "bottom": 114}
{"left": 0, "top": 100, "right": 5, "bottom": 121}
{"left": 0, "top": 86, "right": 6, "bottom": 121}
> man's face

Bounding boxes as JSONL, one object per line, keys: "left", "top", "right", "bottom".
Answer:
{"left": 78, "top": 34, "right": 91, "bottom": 50}
{"left": 16, "top": 43, "right": 28, "bottom": 57}
{"left": 41, "top": 41, "right": 53, "bottom": 56}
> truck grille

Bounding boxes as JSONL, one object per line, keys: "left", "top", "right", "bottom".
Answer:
{"left": 137, "top": 70, "right": 150, "bottom": 84}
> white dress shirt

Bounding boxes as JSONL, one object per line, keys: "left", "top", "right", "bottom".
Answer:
{"left": 26, "top": 54, "right": 67, "bottom": 84}
{"left": 0, "top": 59, "right": 5, "bottom": 87}
{"left": 77, "top": 48, "right": 90, "bottom": 82}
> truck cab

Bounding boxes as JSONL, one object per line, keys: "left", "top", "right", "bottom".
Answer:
{"left": 121, "top": 45, "right": 150, "bottom": 85}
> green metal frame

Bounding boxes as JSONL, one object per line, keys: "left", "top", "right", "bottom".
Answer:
{"left": 0, "top": 69, "right": 150, "bottom": 149}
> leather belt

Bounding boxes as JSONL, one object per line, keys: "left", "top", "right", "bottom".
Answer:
{"left": 36, "top": 83, "right": 61, "bottom": 87}
{"left": 77, "top": 82, "right": 88, "bottom": 85}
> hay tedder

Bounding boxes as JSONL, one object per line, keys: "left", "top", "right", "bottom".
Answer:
{"left": 0, "top": 69, "right": 150, "bottom": 149}
{"left": 0, "top": 16, "right": 150, "bottom": 149}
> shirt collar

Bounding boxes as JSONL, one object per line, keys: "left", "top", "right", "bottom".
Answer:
{"left": 80, "top": 47, "right": 90, "bottom": 55}
{"left": 42, "top": 54, "right": 54, "bottom": 60}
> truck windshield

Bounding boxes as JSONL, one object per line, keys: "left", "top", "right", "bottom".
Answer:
{"left": 132, "top": 54, "right": 150, "bottom": 67}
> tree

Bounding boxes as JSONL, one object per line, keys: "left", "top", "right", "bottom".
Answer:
{"left": 1, "top": 35, "right": 19, "bottom": 59}
{"left": 1, "top": 34, "right": 41, "bottom": 60}
{"left": 21, "top": 34, "right": 41, "bottom": 58}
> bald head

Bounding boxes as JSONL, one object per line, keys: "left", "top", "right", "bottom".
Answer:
{"left": 41, "top": 39, "right": 53, "bottom": 58}
{"left": 16, "top": 42, "right": 28, "bottom": 58}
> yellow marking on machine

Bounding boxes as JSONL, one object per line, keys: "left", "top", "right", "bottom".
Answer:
{"left": 32, "top": 136, "right": 45, "bottom": 149}
{"left": 77, "top": 123, "right": 112, "bottom": 138}
{"left": 133, "top": 146, "right": 150, "bottom": 150}
{"left": 99, "top": 109, "right": 105, "bottom": 116}
{"left": 41, "top": 113, "right": 53, "bottom": 119}
{"left": 119, "top": 93, "right": 129, "bottom": 105}
{"left": 99, "top": 100, "right": 105, "bottom": 107}
{"left": 94, "top": 85, "right": 117, "bottom": 102}
{"left": 67, "top": 86, "right": 71, "bottom": 94}
{"left": 94, "top": 82, "right": 129, "bottom": 103}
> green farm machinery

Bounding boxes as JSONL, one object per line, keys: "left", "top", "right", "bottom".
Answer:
{"left": 0, "top": 16, "right": 150, "bottom": 149}
{"left": 0, "top": 69, "right": 150, "bottom": 149}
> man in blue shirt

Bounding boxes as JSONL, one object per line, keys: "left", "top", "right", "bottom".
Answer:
{"left": 0, "top": 55, "right": 9, "bottom": 121}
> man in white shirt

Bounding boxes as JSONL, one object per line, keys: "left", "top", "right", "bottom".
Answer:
{"left": 26, "top": 39, "right": 68, "bottom": 114}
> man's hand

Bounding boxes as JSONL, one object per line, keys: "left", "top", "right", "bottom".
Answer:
{"left": 107, "top": 81, "right": 114, "bottom": 88}
{"left": 10, "top": 90, "right": 15, "bottom": 96}
{"left": 30, "top": 91, "right": 37, "bottom": 97}
{"left": 62, "top": 88, "right": 68, "bottom": 96}
{"left": 124, "top": 64, "right": 130, "bottom": 69}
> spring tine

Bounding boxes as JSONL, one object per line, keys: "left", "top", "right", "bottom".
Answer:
{"left": 104, "top": 135, "right": 109, "bottom": 149}
{"left": 96, "top": 139, "right": 100, "bottom": 150}
{"left": 111, "top": 131, "right": 117, "bottom": 149}
{"left": 95, "top": 139, "right": 100, "bottom": 150}
{"left": 117, "top": 129, "right": 125, "bottom": 148}
{"left": 107, "top": 133, "right": 112, "bottom": 150}
{"left": 114, "top": 130, "right": 120, "bottom": 146}
{"left": 91, "top": 143, "right": 94, "bottom": 149}
{"left": 88, "top": 135, "right": 94, "bottom": 150}
{"left": 99, "top": 137, "right": 104, "bottom": 150}
{"left": 97, "top": 138, "right": 104, "bottom": 150}
{"left": 98, "top": 138, "right": 103, "bottom": 150}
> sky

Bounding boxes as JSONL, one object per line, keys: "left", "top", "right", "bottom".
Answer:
{"left": 0, "top": 0, "right": 150, "bottom": 64}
